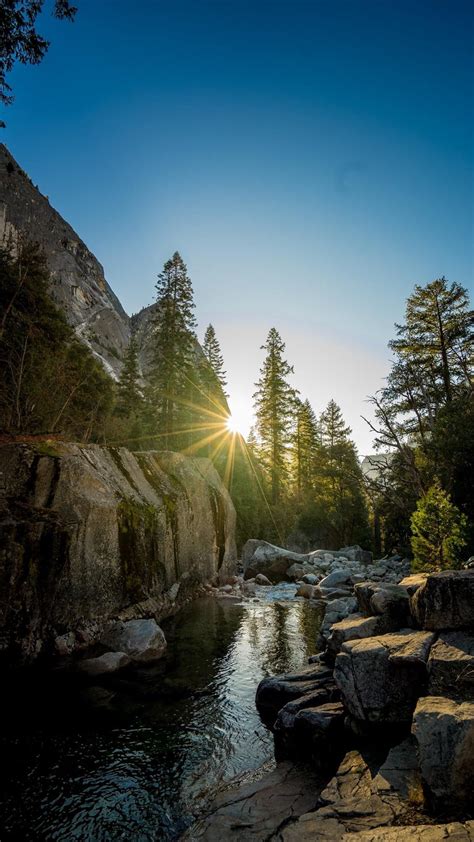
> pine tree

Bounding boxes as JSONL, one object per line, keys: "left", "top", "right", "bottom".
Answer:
{"left": 291, "top": 398, "right": 319, "bottom": 494}
{"left": 253, "top": 328, "right": 296, "bottom": 503}
{"left": 312, "top": 400, "right": 369, "bottom": 547}
{"left": 202, "top": 324, "right": 227, "bottom": 394}
{"left": 411, "top": 480, "right": 467, "bottom": 571}
{"left": 147, "top": 252, "right": 197, "bottom": 448}
{"left": 115, "top": 336, "right": 141, "bottom": 417}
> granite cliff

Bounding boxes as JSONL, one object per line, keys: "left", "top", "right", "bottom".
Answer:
{"left": 0, "top": 442, "right": 237, "bottom": 660}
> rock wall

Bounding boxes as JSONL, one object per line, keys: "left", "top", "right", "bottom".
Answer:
{"left": 0, "top": 144, "right": 129, "bottom": 378}
{"left": 0, "top": 442, "right": 237, "bottom": 659}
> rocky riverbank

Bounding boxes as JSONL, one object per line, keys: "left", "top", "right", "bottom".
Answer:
{"left": 183, "top": 553, "right": 474, "bottom": 840}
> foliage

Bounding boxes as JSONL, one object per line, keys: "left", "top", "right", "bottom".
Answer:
{"left": 145, "top": 252, "right": 197, "bottom": 449}
{"left": 0, "top": 242, "right": 113, "bottom": 440}
{"left": 411, "top": 481, "right": 467, "bottom": 571}
{"left": 253, "top": 328, "right": 297, "bottom": 503}
{"left": 0, "top": 0, "right": 77, "bottom": 123}
{"left": 366, "top": 277, "right": 473, "bottom": 556}
{"left": 202, "top": 324, "right": 227, "bottom": 395}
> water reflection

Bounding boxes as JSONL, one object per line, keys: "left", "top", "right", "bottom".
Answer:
{"left": 0, "top": 589, "right": 323, "bottom": 841}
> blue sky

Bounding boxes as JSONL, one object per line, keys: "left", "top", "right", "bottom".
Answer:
{"left": 3, "top": 0, "right": 473, "bottom": 448}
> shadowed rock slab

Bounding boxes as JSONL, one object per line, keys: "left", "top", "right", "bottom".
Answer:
{"left": 78, "top": 651, "right": 130, "bottom": 675}
{"left": 428, "top": 632, "right": 474, "bottom": 701}
{"left": 100, "top": 619, "right": 167, "bottom": 663}
{"left": 334, "top": 630, "right": 435, "bottom": 723}
{"left": 275, "top": 700, "right": 345, "bottom": 766}
{"left": 256, "top": 663, "right": 334, "bottom": 724}
{"left": 411, "top": 570, "right": 474, "bottom": 630}
{"left": 179, "top": 760, "right": 326, "bottom": 840}
{"left": 277, "top": 744, "right": 421, "bottom": 841}
{"left": 412, "top": 695, "right": 474, "bottom": 812}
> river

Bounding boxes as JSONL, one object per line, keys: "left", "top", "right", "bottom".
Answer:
{"left": 0, "top": 585, "right": 324, "bottom": 841}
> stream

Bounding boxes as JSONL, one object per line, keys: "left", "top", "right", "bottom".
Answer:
{"left": 0, "top": 585, "right": 324, "bottom": 841}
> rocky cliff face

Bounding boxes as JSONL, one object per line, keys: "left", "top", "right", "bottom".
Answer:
{"left": 0, "top": 144, "right": 130, "bottom": 378}
{"left": 0, "top": 442, "right": 237, "bottom": 660}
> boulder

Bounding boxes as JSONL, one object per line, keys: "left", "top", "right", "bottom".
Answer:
{"left": 255, "top": 663, "right": 334, "bottom": 724}
{"left": 78, "top": 651, "right": 131, "bottom": 675}
{"left": 354, "top": 582, "right": 411, "bottom": 627}
{"left": 318, "top": 569, "right": 353, "bottom": 590}
{"left": 317, "top": 596, "right": 358, "bottom": 648}
{"left": 338, "top": 545, "right": 373, "bottom": 564}
{"left": 334, "top": 630, "right": 436, "bottom": 723}
{"left": 254, "top": 573, "right": 271, "bottom": 586}
{"left": 286, "top": 563, "right": 312, "bottom": 581}
{"left": 410, "top": 570, "right": 474, "bottom": 630}
{"left": 398, "top": 572, "right": 429, "bottom": 595}
{"left": 326, "top": 613, "right": 390, "bottom": 659}
{"left": 412, "top": 696, "right": 474, "bottom": 812}
{"left": 428, "top": 632, "right": 474, "bottom": 702}
{"left": 242, "top": 540, "right": 309, "bottom": 582}
{"left": 276, "top": 702, "right": 346, "bottom": 767}
{"left": 100, "top": 619, "right": 167, "bottom": 663}
{"left": 302, "top": 573, "right": 319, "bottom": 585}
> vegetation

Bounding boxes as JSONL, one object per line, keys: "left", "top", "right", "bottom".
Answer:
{"left": 365, "top": 277, "right": 473, "bottom": 564}
{"left": 0, "top": 242, "right": 112, "bottom": 441}
{"left": 1, "top": 236, "right": 471, "bottom": 559}
{"left": 411, "top": 482, "right": 467, "bottom": 571}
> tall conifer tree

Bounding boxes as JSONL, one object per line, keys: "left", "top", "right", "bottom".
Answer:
{"left": 147, "top": 252, "right": 196, "bottom": 447}
{"left": 253, "top": 327, "right": 296, "bottom": 503}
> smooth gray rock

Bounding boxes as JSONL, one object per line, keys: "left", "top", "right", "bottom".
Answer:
{"left": 78, "top": 651, "right": 130, "bottom": 675}
{"left": 334, "top": 630, "right": 436, "bottom": 723}
{"left": 428, "top": 632, "right": 474, "bottom": 701}
{"left": 410, "top": 570, "right": 474, "bottom": 630}
{"left": 100, "top": 619, "right": 167, "bottom": 663}
{"left": 412, "top": 695, "right": 474, "bottom": 812}
{"left": 242, "top": 540, "right": 309, "bottom": 582}
{"left": 254, "top": 573, "right": 272, "bottom": 586}
{"left": 318, "top": 569, "right": 353, "bottom": 590}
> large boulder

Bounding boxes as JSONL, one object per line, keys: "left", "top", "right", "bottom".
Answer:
{"left": 428, "top": 632, "right": 474, "bottom": 702}
{"left": 100, "top": 618, "right": 167, "bottom": 663}
{"left": 410, "top": 570, "right": 474, "bottom": 630}
{"left": 412, "top": 696, "right": 474, "bottom": 812}
{"left": 274, "top": 701, "right": 346, "bottom": 767}
{"left": 326, "top": 613, "right": 391, "bottom": 659}
{"left": 355, "top": 582, "right": 411, "bottom": 627}
{"left": 334, "top": 630, "right": 436, "bottom": 723}
{"left": 255, "top": 663, "right": 334, "bottom": 724}
{"left": 242, "top": 540, "right": 309, "bottom": 583}
{"left": 318, "top": 569, "right": 353, "bottom": 590}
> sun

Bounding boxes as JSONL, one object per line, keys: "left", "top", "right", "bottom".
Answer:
{"left": 226, "top": 415, "right": 242, "bottom": 435}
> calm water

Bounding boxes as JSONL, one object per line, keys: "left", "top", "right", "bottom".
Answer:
{"left": 0, "top": 585, "right": 323, "bottom": 841}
